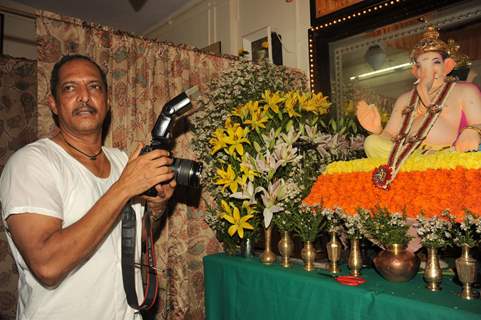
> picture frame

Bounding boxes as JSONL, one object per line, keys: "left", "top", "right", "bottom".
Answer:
{"left": 307, "top": 0, "right": 469, "bottom": 115}
{"left": 241, "top": 27, "right": 283, "bottom": 65}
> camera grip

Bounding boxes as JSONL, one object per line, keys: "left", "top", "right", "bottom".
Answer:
{"left": 140, "top": 145, "right": 159, "bottom": 197}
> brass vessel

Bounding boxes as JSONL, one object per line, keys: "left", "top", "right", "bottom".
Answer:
{"left": 348, "top": 238, "right": 362, "bottom": 277}
{"left": 455, "top": 244, "right": 479, "bottom": 300}
{"left": 260, "top": 225, "right": 276, "bottom": 265}
{"left": 301, "top": 241, "right": 316, "bottom": 271}
{"left": 373, "top": 244, "right": 419, "bottom": 282}
{"left": 423, "top": 247, "right": 442, "bottom": 291}
{"left": 277, "top": 231, "right": 294, "bottom": 268}
{"left": 327, "top": 231, "right": 341, "bottom": 274}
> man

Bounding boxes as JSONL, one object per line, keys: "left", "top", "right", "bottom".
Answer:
{"left": 0, "top": 54, "right": 176, "bottom": 319}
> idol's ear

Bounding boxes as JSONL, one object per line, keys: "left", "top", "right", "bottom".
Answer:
{"left": 411, "top": 64, "right": 418, "bottom": 78}
{"left": 444, "top": 57, "right": 456, "bottom": 75}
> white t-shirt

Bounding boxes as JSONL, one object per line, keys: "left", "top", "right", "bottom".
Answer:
{"left": 0, "top": 138, "right": 144, "bottom": 320}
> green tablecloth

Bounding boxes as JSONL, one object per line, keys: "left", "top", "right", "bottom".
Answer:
{"left": 203, "top": 253, "right": 481, "bottom": 320}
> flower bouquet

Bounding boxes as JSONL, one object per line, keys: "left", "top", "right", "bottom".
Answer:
{"left": 201, "top": 88, "right": 331, "bottom": 253}
{"left": 362, "top": 207, "right": 411, "bottom": 248}
{"left": 292, "top": 205, "right": 325, "bottom": 271}
{"left": 415, "top": 211, "right": 454, "bottom": 249}
{"left": 414, "top": 211, "right": 455, "bottom": 291}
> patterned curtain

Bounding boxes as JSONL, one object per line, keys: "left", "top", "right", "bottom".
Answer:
{"left": 36, "top": 10, "right": 238, "bottom": 319}
{"left": 0, "top": 55, "right": 37, "bottom": 320}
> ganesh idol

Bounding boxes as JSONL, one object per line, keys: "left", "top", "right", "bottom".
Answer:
{"left": 355, "top": 26, "right": 481, "bottom": 189}
{"left": 357, "top": 26, "right": 481, "bottom": 157}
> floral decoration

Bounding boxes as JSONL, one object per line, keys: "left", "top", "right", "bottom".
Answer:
{"left": 361, "top": 207, "right": 412, "bottom": 248}
{"left": 320, "top": 207, "right": 345, "bottom": 233}
{"left": 193, "top": 61, "right": 366, "bottom": 251}
{"left": 205, "top": 89, "right": 331, "bottom": 248}
{"left": 341, "top": 208, "right": 369, "bottom": 240}
{"left": 414, "top": 211, "right": 454, "bottom": 248}
{"left": 451, "top": 210, "right": 481, "bottom": 248}
{"left": 304, "top": 151, "right": 481, "bottom": 219}
{"left": 292, "top": 205, "right": 325, "bottom": 242}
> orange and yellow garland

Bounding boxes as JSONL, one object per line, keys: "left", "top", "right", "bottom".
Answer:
{"left": 304, "top": 151, "right": 481, "bottom": 220}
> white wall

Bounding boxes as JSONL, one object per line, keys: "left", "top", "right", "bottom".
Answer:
{"left": 145, "top": 0, "right": 233, "bottom": 55}
{"left": 0, "top": 0, "right": 36, "bottom": 59}
{"left": 145, "top": 0, "right": 311, "bottom": 75}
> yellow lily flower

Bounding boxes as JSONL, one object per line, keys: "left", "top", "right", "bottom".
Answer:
{"left": 224, "top": 125, "right": 250, "bottom": 157}
{"left": 221, "top": 200, "right": 254, "bottom": 238}
{"left": 232, "top": 103, "right": 250, "bottom": 120}
{"left": 240, "top": 163, "right": 258, "bottom": 182}
{"left": 215, "top": 165, "right": 241, "bottom": 193}
{"left": 302, "top": 92, "right": 330, "bottom": 115}
{"left": 262, "top": 90, "right": 285, "bottom": 114}
{"left": 209, "top": 128, "right": 228, "bottom": 154}
{"left": 244, "top": 108, "right": 269, "bottom": 130}
{"left": 284, "top": 92, "right": 300, "bottom": 118}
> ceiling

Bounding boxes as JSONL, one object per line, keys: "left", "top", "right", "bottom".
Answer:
{"left": 9, "top": 0, "right": 196, "bottom": 35}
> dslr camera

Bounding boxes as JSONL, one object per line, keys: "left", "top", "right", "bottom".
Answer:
{"left": 141, "top": 86, "right": 202, "bottom": 196}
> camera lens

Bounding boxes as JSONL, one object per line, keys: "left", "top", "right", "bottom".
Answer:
{"left": 172, "top": 158, "right": 202, "bottom": 187}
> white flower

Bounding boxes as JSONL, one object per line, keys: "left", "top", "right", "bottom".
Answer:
{"left": 258, "top": 179, "right": 288, "bottom": 227}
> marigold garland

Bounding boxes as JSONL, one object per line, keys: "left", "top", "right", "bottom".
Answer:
{"left": 304, "top": 152, "right": 481, "bottom": 220}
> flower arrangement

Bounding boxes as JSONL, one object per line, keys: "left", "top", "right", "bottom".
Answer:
{"left": 206, "top": 90, "right": 330, "bottom": 244}
{"left": 192, "top": 61, "right": 307, "bottom": 251}
{"left": 304, "top": 151, "right": 481, "bottom": 219}
{"left": 341, "top": 209, "right": 369, "bottom": 240}
{"left": 415, "top": 211, "right": 454, "bottom": 248}
{"left": 451, "top": 210, "right": 481, "bottom": 248}
{"left": 320, "top": 207, "right": 344, "bottom": 233}
{"left": 361, "top": 207, "right": 412, "bottom": 248}
{"left": 292, "top": 205, "right": 325, "bottom": 242}
{"left": 192, "top": 61, "right": 366, "bottom": 252}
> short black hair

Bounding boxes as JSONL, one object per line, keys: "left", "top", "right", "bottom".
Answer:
{"left": 50, "top": 54, "right": 108, "bottom": 99}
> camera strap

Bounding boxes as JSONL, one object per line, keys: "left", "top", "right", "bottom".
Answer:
{"left": 121, "top": 203, "right": 159, "bottom": 310}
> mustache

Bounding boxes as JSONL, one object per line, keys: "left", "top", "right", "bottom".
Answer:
{"left": 73, "top": 103, "right": 97, "bottom": 115}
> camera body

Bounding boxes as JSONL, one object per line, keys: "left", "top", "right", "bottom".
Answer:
{"left": 141, "top": 88, "right": 202, "bottom": 197}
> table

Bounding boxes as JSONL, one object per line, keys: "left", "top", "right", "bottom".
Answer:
{"left": 203, "top": 253, "right": 481, "bottom": 320}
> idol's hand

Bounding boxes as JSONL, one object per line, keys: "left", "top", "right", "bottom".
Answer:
{"left": 356, "top": 100, "right": 382, "bottom": 134}
{"left": 455, "top": 127, "right": 481, "bottom": 152}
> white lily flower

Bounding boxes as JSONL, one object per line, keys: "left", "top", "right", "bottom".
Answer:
{"left": 230, "top": 181, "right": 260, "bottom": 205}
{"left": 258, "top": 180, "right": 288, "bottom": 227}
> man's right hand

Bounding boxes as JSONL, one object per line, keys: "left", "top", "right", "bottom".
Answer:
{"left": 117, "top": 144, "right": 175, "bottom": 198}
{"left": 356, "top": 100, "right": 383, "bottom": 134}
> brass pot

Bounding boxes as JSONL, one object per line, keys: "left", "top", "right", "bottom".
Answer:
{"left": 348, "top": 238, "right": 362, "bottom": 277}
{"left": 423, "top": 247, "right": 442, "bottom": 291}
{"left": 326, "top": 231, "right": 341, "bottom": 274}
{"left": 455, "top": 244, "right": 479, "bottom": 300}
{"left": 260, "top": 225, "right": 276, "bottom": 265}
{"left": 301, "top": 241, "right": 316, "bottom": 271}
{"left": 373, "top": 244, "right": 420, "bottom": 282}
{"left": 277, "top": 231, "right": 294, "bottom": 268}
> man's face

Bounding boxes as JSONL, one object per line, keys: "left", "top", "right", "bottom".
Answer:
{"left": 48, "top": 59, "right": 108, "bottom": 136}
